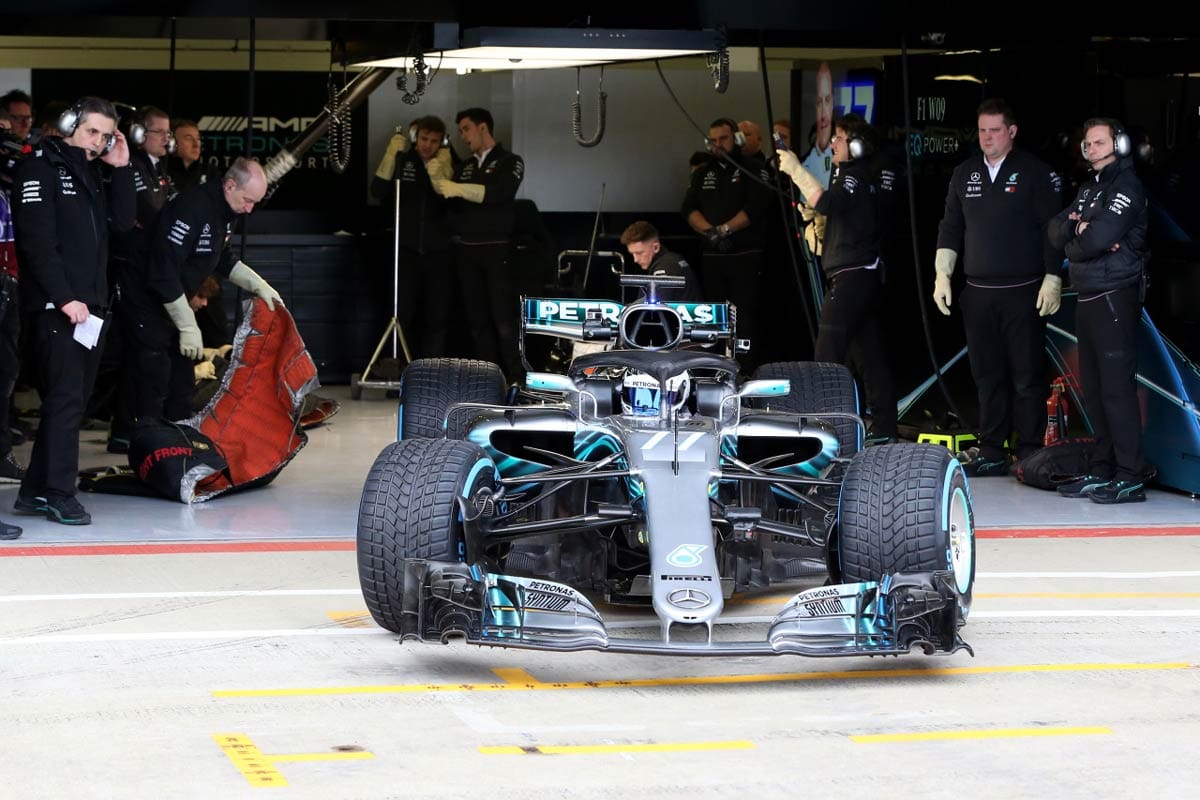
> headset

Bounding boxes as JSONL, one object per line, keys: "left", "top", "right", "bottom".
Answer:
{"left": 835, "top": 113, "right": 872, "bottom": 161}
{"left": 1080, "top": 118, "right": 1132, "bottom": 161}
{"left": 710, "top": 117, "right": 744, "bottom": 150}
{"left": 57, "top": 99, "right": 117, "bottom": 155}
{"left": 405, "top": 121, "right": 450, "bottom": 148}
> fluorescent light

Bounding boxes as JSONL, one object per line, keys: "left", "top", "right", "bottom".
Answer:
{"left": 360, "top": 55, "right": 609, "bottom": 71}
{"left": 356, "top": 26, "right": 725, "bottom": 72}
{"left": 926, "top": 74, "right": 984, "bottom": 83}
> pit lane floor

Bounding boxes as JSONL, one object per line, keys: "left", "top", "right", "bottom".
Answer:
{"left": 2, "top": 386, "right": 1198, "bottom": 799}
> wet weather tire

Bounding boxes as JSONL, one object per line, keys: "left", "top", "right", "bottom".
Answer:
{"left": 837, "top": 443, "right": 975, "bottom": 616}
{"left": 357, "top": 438, "right": 497, "bottom": 633}
{"left": 399, "top": 358, "right": 506, "bottom": 440}
{"left": 751, "top": 361, "right": 860, "bottom": 460}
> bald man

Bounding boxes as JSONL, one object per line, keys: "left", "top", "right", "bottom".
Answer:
{"left": 738, "top": 120, "right": 767, "bottom": 166}
{"left": 802, "top": 62, "right": 836, "bottom": 194}
{"left": 123, "top": 156, "right": 282, "bottom": 421}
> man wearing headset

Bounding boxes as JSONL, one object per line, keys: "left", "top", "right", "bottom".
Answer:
{"left": 432, "top": 107, "right": 525, "bottom": 381}
{"left": 123, "top": 156, "right": 281, "bottom": 424}
{"left": 371, "top": 115, "right": 455, "bottom": 359}
{"left": 682, "top": 117, "right": 771, "bottom": 364}
{"left": 106, "top": 105, "right": 175, "bottom": 453}
{"left": 11, "top": 96, "right": 136, "bottom": 525}
{"left": 933, "top": 98, "right": 1064, "bottom": 476}
{"left": 779, "top": 112, "right": 897, "bottom": 443}
{"left": 1049, "top": 119, "right": 1152, "bottom": 504}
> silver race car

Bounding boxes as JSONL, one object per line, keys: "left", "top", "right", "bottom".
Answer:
{"left": 357, "top": 276, "right": 975, "bottom": 658}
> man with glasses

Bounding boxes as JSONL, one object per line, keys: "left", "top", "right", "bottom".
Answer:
{"left": 106, "top": 106, "right": 174, "bottom": 453}
{"left": 10, "top": 96, "right": 136, "bottom": 525}
{"left": 0, "top": 90, "right": 34, "bottom": 143}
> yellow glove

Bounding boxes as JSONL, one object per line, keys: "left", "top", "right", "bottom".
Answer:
{"left": 374, "top": 132, "right": 409, "bottom": 181}
{"left": 1036, "top": 274, "right": 1062, "bottom": 317}
{"left": 425, "top": 148, "right": 452, "bottom": 182}
{"left": 163, "top": 295, "right": 203, "bottom": 360}
{"left": 777, "top": 149, "right": 824, "bottom": 199}
{"left": 229, "top": 260, "right": 284, "bottom": 311}
{"left": 932, "top": 248, "right": 958, "bottom": 316}
{"left": 433, "top": 178, "right": 485, "bottom": 203}
{"left": 194, "top": 361, "right": 217, "bottom": 381}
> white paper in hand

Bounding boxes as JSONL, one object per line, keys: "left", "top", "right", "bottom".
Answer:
{"left": 73, "top": 313, "right": 105, "bottom": 350}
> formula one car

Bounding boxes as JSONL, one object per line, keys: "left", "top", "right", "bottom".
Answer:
{"left": 357, "top": 276, "right": 975, "bottom": 658}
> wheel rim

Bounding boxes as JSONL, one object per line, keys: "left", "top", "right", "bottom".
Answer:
{"left": 947, "top": 485, "right": 974, "bottom": 595}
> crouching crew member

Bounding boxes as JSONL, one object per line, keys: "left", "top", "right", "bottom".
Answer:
{"left": 124, "top": 157, "right": 281, "bottom": 422}
{"left": 619, "top": 221, "right": 701, "bottom": 302}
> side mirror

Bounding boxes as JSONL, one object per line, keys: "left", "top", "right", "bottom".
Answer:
{"left": 738, "top": 379, "right": 790, "bottom": 399}
{"left": 525, "top": 372, "right": 577, "bottom": 394}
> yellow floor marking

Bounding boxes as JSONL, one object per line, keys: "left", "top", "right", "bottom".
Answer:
{"left": 492, "top": 668, "right": 548, "bottom": 686}
{"left": 213, "top": 733, "right": 374, "bottom": 787}
{"left": 852, "top": 726, "right": 1112, "bottom": 744}
{"left": 977, "top": 592, "right": 1200, "bottom": 599}
{"left": 326, "top": 611, "right": 372, "bottom": 628}
{"left": 213, "top": 734, "right": 289, "bottom": 787}
{"left": 271, "top": 752, "right": 375, "bottom": 762}
{"left": 213, "top": 661, "right": 1194, "bottom": 698}
{"left": 480, "top": 740, "right": 755, "bottom": 755}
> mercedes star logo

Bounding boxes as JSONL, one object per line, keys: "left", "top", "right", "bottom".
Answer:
{"left": 668, "top": 588, "right": 711, "bottom": 610}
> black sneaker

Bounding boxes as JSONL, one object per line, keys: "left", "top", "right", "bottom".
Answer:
{"left": 106, "top": 437, "right": 130, "bottom": 455}
{"left": 43, "top": 495, "right": 92, "bottom": 525}
{"left": 0, "top": 452, "right": 25, "bottom": 483}
{"left": 1090, "top": 480, "right": 1147, "bottom": 504}
{"left": 0, "top": 518, "right": 20, "bottom": 540}
{"left": 1056, "top": 474, "right": 1112, "bottom": 498}
{"left": 963, "top": 457, "right": 1010, "bottom": 477}
{"left": 13, "top": 493, "right": 47, "bottom": 514}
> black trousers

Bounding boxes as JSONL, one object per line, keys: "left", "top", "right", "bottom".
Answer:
{"left": 397, "top": 248, "right": 452, "bottom": 359}
{"left": 0, "top": 276, "right": 19, "bottom": 456}
{"left": 1077, "top": 285, "right": 1148, "bottom": 482}
{"left": 456, "top": 241, "right": 520, "bottom": 380}
{"left": 119, "top": 292, "right": 195, "bottom": 422}
{"left": 22, "top": 309, "right": 107, "bottom": 499}
{"left": 960, "top": 281, "right": 1046, "bottom": 461}
{"left": 814, "top": 268, "right": 896, "bottom": 437}
{"left": 700, "top": 249, "right": 762, "bottom": 365}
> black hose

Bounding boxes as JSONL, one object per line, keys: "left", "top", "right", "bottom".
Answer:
{"left": 757, "top": 44, "right": 816, "bottom": 348}
{"left": 572, "top": 66, "right": 607, "bottom": 148}
{"left": 899, "top": 34, "right": 969, "bottom": 427}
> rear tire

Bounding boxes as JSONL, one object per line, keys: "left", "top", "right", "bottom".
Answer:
{"left": 357, "top": 439, "right": 497, "bottom": 633}
{"left": 837, "top": 443, "right": 974, "bottom": 616}
{"left": 349, "top": 372, "right": 363, "bottom": 401}
{"left": 399, "top": 358, "right": 506, "bottom": 440}
{"left": 750, "top": 361, "right": 860, "bottom": 460}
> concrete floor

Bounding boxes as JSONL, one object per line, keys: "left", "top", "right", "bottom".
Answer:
{"left": 2, "top": 386, "right": 1199, "bottom": 798}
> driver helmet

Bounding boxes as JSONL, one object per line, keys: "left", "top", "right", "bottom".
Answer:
{"left": 619, "top": 370, "right": 690, "bottom": 416}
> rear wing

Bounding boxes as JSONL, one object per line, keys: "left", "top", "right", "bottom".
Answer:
{"left": 521, "top": 297, "right": 734, "bottom": 344}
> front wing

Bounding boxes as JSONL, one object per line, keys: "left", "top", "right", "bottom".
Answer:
{"left": 388, "top": 561, "right": 972, "bottom": 658}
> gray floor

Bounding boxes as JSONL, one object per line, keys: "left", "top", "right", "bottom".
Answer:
{"left": 3, "top": 387, "right": 1199, "bottom": 798}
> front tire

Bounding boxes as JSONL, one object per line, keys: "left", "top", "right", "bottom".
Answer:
{"left": 357, "top": 438, "right": 497, "bottom": 633}
{"left": 837, "top": 443, "right": 975, "bottom": 616}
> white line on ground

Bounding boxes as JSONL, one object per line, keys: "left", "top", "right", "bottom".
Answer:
{"left": 978, "top": 571, "right": 1200, "bottom": 579}
{"left": 5, "top": 609, "right": 1200, "bottom": 644}
{"left": 5, "top": 570, "right": 1196, "bottom": 603}
{"left": 0, "top": 589, "right": 363, "bottom": 602}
